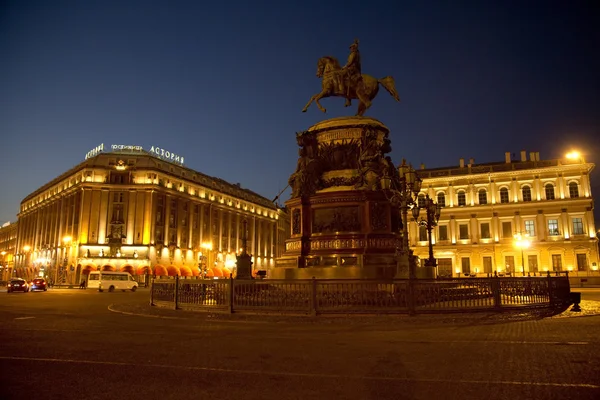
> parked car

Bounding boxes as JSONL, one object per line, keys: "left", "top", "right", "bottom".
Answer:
{"left": 30, "top": 278, "right": 47, "bottom": 291}
{"left": 7, "top": 278, "right": 29, "bottom": 293}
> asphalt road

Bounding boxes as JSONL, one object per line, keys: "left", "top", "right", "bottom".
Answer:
{"left": 1, "top": 288, "right": 599, "bottom": 400}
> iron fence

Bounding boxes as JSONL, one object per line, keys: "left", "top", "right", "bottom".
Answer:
{"left": 150, "top": 274, "right": 571, "bottom": 315}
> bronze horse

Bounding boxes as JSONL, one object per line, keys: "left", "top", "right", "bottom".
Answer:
{"left": 302, "top": 56, "right": 400, "bottom": 116}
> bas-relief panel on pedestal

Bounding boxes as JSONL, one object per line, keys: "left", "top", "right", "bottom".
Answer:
{"left": 312, "top": 206, "right": 361, "bottom": 234}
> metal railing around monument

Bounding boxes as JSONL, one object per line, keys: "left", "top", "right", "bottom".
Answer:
{"left": 150, "top": 274, "right": 571, "bottom": 315}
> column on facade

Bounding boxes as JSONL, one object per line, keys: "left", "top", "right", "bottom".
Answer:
{"left": 512, "top": 178, "right": 519, "bottom": 203}
{"left": 532, "top": 176, "right": 540, "bottom": 201}
{"left": 235, "top": 213, "right": 240, "bottom": 253}
{"left": 536, "top": 211, "right": 546, "bottom": 242}
{"left": 144, "top": 190, "right": 154, "bottom": 245}
{"left": 187, "top": 200, "right": 193, "bottom": 249}
{"left": 561, "top": 209, "right": 570, "bottom": 239}
{"left": 581, "top": 171, "right": 591, "bottom": 197}
{"left": 492, "top": 212, "right": 499, "bottom": 242}
{"left": 514, "top": 212, "right": 522, "bottom": 235}
{"left": 585, "top": 208, "right": 595, "bottom": 238}
{"left": 218, "top": 208, "right": 223, "bottom": 253}
{"left": 557, "top": 174, "right": 565, "bottom": 199}
{"left": 226, "top": 210, "right": 232, "bottom": 252}
{"left": 489, "top": 179, "right": 496, "bottom": 204}
{"left": 164, "top": 194, "right": 171, "bottom": 245}
{"left": 448, "top": 184, "right": 455, "bottom": 207}
{"left": 470, "top": 214, "right": 478, "bottom": 243}
{"left": 270, "top": 220, "right": 274, "bottom": 258}
{"left": 198, "top": 204, "right": 205, "bottom": 246}
{"left": 450, "top": 217, "right": 457, "bottom": 244}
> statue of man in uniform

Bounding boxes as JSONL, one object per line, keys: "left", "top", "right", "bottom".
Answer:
{"left": 342, "top": 39, "right": 371, "bottom": 109}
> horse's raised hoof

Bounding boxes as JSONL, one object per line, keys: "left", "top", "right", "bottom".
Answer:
{"left": 302, "top": 108, "right": 307, "bottom": 113}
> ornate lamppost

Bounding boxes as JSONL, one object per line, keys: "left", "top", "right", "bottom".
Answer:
{"left": 413, "top": 195, "right": 442, "bottom": 270}
{"left": 381, "top": 159, "right": 422, "bottom": 279}
{"left": 514, "top": 232, "right": 530, "bottom": 276}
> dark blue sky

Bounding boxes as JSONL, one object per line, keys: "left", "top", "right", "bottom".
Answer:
{"left": 1, "top": 0, "right": 599, "bottom": 224}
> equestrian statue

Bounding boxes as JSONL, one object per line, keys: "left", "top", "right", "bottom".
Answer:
{"left": 302, "top": 39, "right": 400, "bottom": 116}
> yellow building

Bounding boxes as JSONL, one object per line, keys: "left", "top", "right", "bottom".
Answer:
{"left": 0, "top": 221, "right": 18, "bottom": 281}
{"left": 14, "top": 145, "right": 289, "bottom": 285}
{"left": 410, "top": 150, "right": 599, "bottom": 279}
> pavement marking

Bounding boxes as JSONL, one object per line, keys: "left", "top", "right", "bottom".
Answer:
{"left": 107, "top": 304, "right": 269, "bottom": 323}
{"left": 14, "top": 317, "right": 35, "bottom": 320}
{"left": 0, "top": 356, "right": 598, "bottom": 389}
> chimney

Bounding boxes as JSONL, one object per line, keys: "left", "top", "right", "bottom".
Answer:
{"left": 520, "top": 150, "right": 527, "bottom": 162}
{"left": 530, "top": 152, "right": 536, "bottom": 161}
{"left": 469, "top": 158, "right": 475, "bottom": 166}
{"left": 420, "top": 163, "right": 425, "bottom": 170}
{"left": 505, "top": 152, "right": 511, "bottom": 163}
{"left": 459, "top": 158, "right": 465, "bottom": 168}
{"left": 536, "top": 152, "right": 540, "bottom": 161}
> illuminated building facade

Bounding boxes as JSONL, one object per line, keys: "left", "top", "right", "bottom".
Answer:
{"left": 0, "top": 221, "right": 18, "bottom": 281}
{"left": 14, "top": 147, "right": 288, "bottom": 284}
{"left": 410, "top": 150, "right": 598, "bottom": 278}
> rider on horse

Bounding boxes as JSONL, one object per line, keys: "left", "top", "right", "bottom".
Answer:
{"left": 342, "top": 39, "right": 371, "bottom": 109}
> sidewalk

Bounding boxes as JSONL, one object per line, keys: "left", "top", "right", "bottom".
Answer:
{"left": 109, "top": 299, "right": 600, "bottom": 326}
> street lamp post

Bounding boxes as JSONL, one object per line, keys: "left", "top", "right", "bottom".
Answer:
{"left": 381, "top": 159, "right": 422, "bottom": 279}
{"left": 513, "top": 233, "right": 530, "bottom": 276}
{"left": 413, "top": 195, "right": 442, "bottom": 269}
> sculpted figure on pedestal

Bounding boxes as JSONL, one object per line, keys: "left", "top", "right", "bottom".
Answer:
{"left": 301, "top": 39, "right": 400, "bottom": 116}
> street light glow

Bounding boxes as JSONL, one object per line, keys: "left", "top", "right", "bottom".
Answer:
{"left": 565, "top": 151, "right": 580, "bottom": 160}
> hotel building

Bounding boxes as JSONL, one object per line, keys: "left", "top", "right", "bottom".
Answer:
{"left": 0, "top": 222, "right": 17, "bottom": 281}
{"left": 12, "top": 145, "right": 289, "bottom": 285}
{"left": 410, "top": 150, "right": 599, "bottom": 279}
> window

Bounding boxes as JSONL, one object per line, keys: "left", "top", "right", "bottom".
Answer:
{"left": 569, "top": 182, "right": 579, "bottom": 198}
{"left": 524, "top": 220, "right": 535, "bottom": 237}
{"left": 499, "top": 188, "right": 509, "bottom": 204}
{"left": 480, "top": 223, "right": 491, "bottom": 239}
{"left": 478, "top": 189, "right": 487, "bottom": 205}
{"left": 437, "top": 192, "right": 445, "bottom": 207}
{"left": 548, "top": 219, "right": 559, "bottom": 236}
{"left": 572, "top": 218, "right": 584, "bottom": 235}
{"left": 545, "top": 183, "right": 555, "bottom": 200}
{"left": 419, "top": 225, "right": 427, "bottom": 241}
{"left": 457, "top": 191, "right": 466, "bottom": 206}
{"left": 459, "top": 224, "right": 469, "bottom": 239}
{"left": 504, "top": 255, "right": 515, "bottom": 274}
{"left": 502, "top": 221, "right": 512, "bottom": 238}
{"left": 483, "top": 256, "right": 493, "bottom": 273}
{"left": 576, "top": 254, "right": 587, "bottom": 271}
{"left": 528, "top": 255, "right": 538, "bottom": 273}
{"left": 522, "top": 186, "right": 532, "bottom": 202}
{"left": 418, "top": 194, "right": 426, "bottom": 208}
{"left": 552, "top": 254, "right": 562, "bottom": 271}
{"left": 461, "top": 257, "right": 471, "bottom": 275}
{"left": 438, "top": 225, "right": 448, "bottom": 241}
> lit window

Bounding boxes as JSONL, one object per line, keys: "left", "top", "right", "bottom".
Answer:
{"left": 522, "top": 186, "right": 532, "bottom": 202}
{"left": 457, "top": 191, "right": 466, "bottom": 206}
{"left": 478, "top": 189, "right": 487, "bottom": 205}
{"left": 569, "top": 182, "right": 579, "bottom": 198}
{"left": 525, "top": 220, "right": 535, "bottom": 237}
{"left": 548, "top": 219, "right": 559, "bottom": 236}
{"left": 499, "top": 188, "right": 509, "bottom": 204}
{"left": 572, "top": 218, "right": 584, "bottom": 235}
{"left": 545, "top": 183, "right": 555, "bottom": 200}
{"left": 436, "top": 192, "right": 446, "bottom": 207}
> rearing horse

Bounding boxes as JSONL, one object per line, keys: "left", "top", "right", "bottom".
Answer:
{"left": 302, "top": 56, "right": 400, "bottom": 116}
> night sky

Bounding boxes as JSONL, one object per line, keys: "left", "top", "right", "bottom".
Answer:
{"left": 1, "top": 0, "right": 598, "bottom": 224}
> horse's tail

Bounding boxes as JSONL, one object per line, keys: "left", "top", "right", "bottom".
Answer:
{"left": 378, "top": 76, "right": 400, "bottom": 102}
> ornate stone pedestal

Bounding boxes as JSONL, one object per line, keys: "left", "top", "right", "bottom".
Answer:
{"left": 273, "top": 116, "right": 404, "bottom": 279}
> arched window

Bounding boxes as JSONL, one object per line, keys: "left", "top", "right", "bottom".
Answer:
{"left": 457, "top": 191, "right": 466, "bottom": 206}
{"left": 499, "top": 188, "right": 509, "bottom": 204}
{"left": 436, "top": 192, "right": 446, "bottom": 207}
{"left": 418, "top": 194, "right": 426, "bottom": 208}
{"left": 569, "top": 182, "right": 579, "bottom": 198}
{"left": 522, "top": 186, "right": 532, "bottom": 202}
{"left": 478, "top": 189, "right": 487, "bottom": 205}
{"left": 545, "top": 183, "right": 555, "bottom": 200}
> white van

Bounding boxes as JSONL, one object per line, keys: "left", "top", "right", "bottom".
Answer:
{"left": 87, "top": 271, "right": 138, "bottom": 292}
